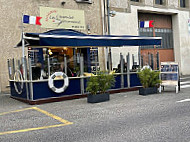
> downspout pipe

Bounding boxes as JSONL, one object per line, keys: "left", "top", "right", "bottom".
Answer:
{"left": 107, "top": 0, "right": 112, "bottom": 71}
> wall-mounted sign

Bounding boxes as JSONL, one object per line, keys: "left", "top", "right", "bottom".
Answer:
{"left": 40, "top": 7, "right": 86, "bottom": 30}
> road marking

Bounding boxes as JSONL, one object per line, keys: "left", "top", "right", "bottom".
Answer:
{"left": 180, "top": 85, "right": 190, "bottom": 89}
{"left": 0, "top": 107, "right": 34, "bottom": 116}
{"left": 177, "top": 99, "right": 190, "bottom": 103}
{"left": 0, "top": 123, "right": 70, "bottom": 135}
{"left": 180, "top": 81, "right": 190, "bottom": 85}
{"left": 33, "top": 107, "right": 73, "bottom": 124}
{"left": 180, "top": 77, "right": 190, "bottom": 80}
{"left": 0, "top": 107, "right": 73, "bottom": 135}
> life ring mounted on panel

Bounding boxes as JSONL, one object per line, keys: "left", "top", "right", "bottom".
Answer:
{"left": 14, "top": 70, "right": 24, "bottom": 95}
{"left": 48, "top": 72, "right": 69, "bottom": 93}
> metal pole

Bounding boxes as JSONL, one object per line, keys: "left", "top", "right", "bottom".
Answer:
{"left": 141, "top": 55, "right": 144, "bottom": 68}
{"left": 24, "top": 57, "right": 28, "bottom": 80}
{"left": 80, "top": 54, "right": 84, "bottom": 94}
{"left": 95, "top": 55, "right": 98, "bottom": 75}
{"left": 138, "top": 47, "right": 141, "bottom": 67}
{"left": 12, "top": 58, "right": 15, "bottom": 76}
{"left": 28, "top": 57, "right": 33, "bottom": 101}
{"left": 7, "top": 59, "right": 11, "bottom": 80}
{"left": 108, "top": 52, "right": 112, "bottom": 72}
{"left": 127, "top": 52, "right": 130, "bottom": 88}
{"left": 132, "top": 54, "right": 135, "bottom": 66}
{"left": 151, "top": 53, "right": 154, "bottom": 69}
{"left": 47, "top": 55, "right": 50, "bottom": 77}
{"left": 107, "top": 0, "right": 112, "bottom": 72}
{"left": 120, "top": 53, "right": 124, "bottom": 88}
{"left": 24, "top": 56, "right": 29, "bottom": 100}
{"left": 64, "top": 54, "right": 67, "bottom": 74}
{"left": 107, "top": 0, "right": 110, "bottom": 35}
{"left": 157, "top": 52, "right": 160, "bottom": 70}
{"left": 21, "top": 16, "right": 26, "bottom": 80}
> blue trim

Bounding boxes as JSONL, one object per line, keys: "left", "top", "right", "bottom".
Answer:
{"left": 23, "top": 29, "right": 161, "bottom": 47}
{"left": 32, "top": 79, "right": 81, "bottom": 100}
{"left": 112, "top": 75, "right": 121, "bottom": 89}
{"left": 124, "top": 75, "right": 128, "bottom": 88}
{"left": 10, "top": 81, "right": 31, "bottom": 100}
{"left": 130, "top": 74, "right": 141, "bottom": 87}
{"left": 40, "top": 37, "right": 161, "bottom": 47}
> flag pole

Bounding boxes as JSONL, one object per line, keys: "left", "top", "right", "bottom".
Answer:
{"left": 21, "top": 13, "right": 26, "bottom": 80}
{"left": 21, "top": 13, "right": 25, "bottom": 59}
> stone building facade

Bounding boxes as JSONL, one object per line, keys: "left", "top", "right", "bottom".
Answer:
{"left": 109, "top": 0, "right": 190, "bottom": 73}
{"left": 1, "top": 0, "right": 190, "bottom": 92}
{"left": 0, "top": 0, "right": 103, "bottom": 92}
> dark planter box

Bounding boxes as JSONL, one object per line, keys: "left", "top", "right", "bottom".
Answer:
{"left": 139, "top": 87, "right": 158, "bottom": 95}
{"left": 87, "top": 93, "right": 110, "bottom": 103}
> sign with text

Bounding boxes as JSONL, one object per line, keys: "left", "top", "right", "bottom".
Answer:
{"left": 160, "top": 62, "right": 179, "bottom": 86}
{"left": 40, "top": 7, "right": 85, "bottom": 30}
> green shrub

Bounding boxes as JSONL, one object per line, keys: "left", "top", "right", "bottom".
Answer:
{"left": 86, "top": 71, "right": 115, "bottom": 95}
{"left": 137, "top": 68, "right": 161, "bottom": 88}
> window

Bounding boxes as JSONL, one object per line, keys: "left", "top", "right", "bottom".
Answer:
{"left": 155, "top": 0, "right": 163, "bottom": 5}
{"left": 139, "top": 28, "right": 173, "bottom": 49}
{"left": 131, "top": 0, "right": 139, "bottom": 2}
{"left": 155, "top": 28, "right": 173, "bottom": 49}
{"left": 139, "top": 28, "right": 154, "bottom": 49}
{"left": 180, "top": 0, "right": 186, "bottom": 7}
{"left": 90, "top": 48, "right": 99, "bottom": 74}
{"left": 75, "top": 0, "right": 92, "bottom": 4}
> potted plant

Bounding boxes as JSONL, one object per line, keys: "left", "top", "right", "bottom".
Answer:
{"left": 137, "top": 67, "right": 161, "bottom": 95}
{"left": 86, "top": 71, "right": 115, "bottom": 103}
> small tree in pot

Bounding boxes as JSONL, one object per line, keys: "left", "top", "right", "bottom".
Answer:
{"left": 137, "top": 67, "right": 161, "bottom": 95}
{"left": 86, "top": 71, "right": 115, "bottom": 103}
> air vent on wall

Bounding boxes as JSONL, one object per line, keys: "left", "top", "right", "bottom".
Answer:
{"left": 75, "top": 0, "right": 92, "bottom": 4}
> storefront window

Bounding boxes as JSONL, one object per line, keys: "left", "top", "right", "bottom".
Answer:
{"left": 28, "top": 47, "right": 100, "bottom": 80}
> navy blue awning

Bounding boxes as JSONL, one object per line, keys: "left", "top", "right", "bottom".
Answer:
{"left": 18, "top": 29, "right": 161, "bottom": 47}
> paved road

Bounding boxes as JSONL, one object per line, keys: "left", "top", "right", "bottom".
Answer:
{"left": 1, "top": 77, "right": 190, "bottom": 142}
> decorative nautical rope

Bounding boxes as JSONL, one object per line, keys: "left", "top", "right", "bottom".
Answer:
{"left": 13, "top": 70, "right": 24, "bottom": 95}
{"left": 48, "top": 72, "right": 69, "bottom": 93}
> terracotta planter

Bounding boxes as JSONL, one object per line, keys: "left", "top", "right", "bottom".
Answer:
{"left": 87, "top": 93, "right": 110, "bottom": 103}
{"left": 139, "top": 87, "right": 158, "bottom": 95}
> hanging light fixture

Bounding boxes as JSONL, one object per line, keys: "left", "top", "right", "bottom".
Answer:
{"left": 48, "top": 49, "right": 53, "bottom": 55}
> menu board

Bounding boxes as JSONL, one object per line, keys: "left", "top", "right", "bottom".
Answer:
{"left": 160, "top": 62, "right": 179, "bottom": 86}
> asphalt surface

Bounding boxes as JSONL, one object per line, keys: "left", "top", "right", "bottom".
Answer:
{"left": 1, "top": 78, "right": 190, "bottom": 142}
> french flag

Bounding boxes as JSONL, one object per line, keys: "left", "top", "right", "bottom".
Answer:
{"left": 23, "top": 15, "right": 42, "bottom": 25}
{"left": 140, "top": 20, "right": 154, "bottom": 28}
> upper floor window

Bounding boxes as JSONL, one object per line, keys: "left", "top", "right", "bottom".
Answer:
{"left": 155, "top": 0, "right": 163, "bottom": 5}
{"left": 180, "top": 0, "right": 186, "bottom": 7}
{"left": 131, "top": 0, "right": 139, "bottom": 2}
{"left": 139, "top": 28, "right": 173, "bottom": 49}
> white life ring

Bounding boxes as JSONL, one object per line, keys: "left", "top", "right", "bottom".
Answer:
{"left": 14, "top": 70, "right": 24, "bottom": 94}
{"left": 48, "top": 72, "right": 69, "bottom": 93}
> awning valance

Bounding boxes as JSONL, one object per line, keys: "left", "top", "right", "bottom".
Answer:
{"left": 16, "top": 29, "right": 162, "bottom": 47}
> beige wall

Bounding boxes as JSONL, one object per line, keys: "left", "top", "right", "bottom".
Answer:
{"left": 110, "top": 12, "right": 139, "bottom": 69}
{"left": 0, "top": 0, "right": 102, "bottom": 92}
